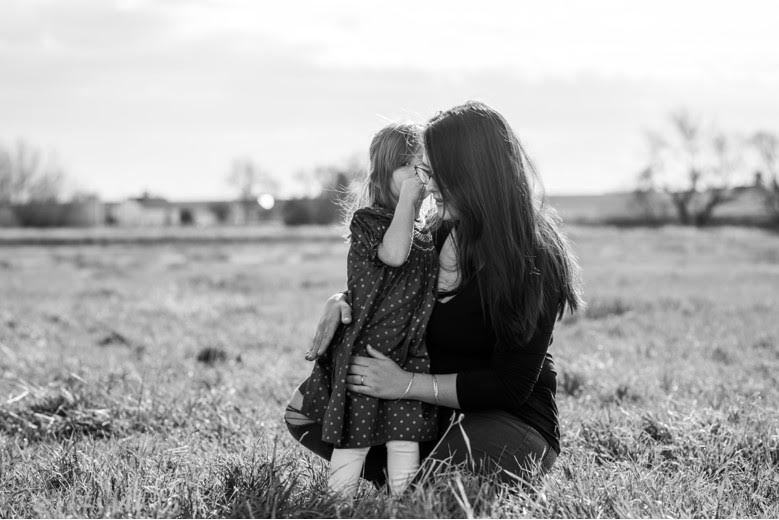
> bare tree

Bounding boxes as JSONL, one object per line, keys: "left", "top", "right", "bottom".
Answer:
{"left": 227, "top": 158, "right": 279, "bottom": 222}
{"left": 632, "top": 131, "right": 673, "bottom": 223}
{"left": 751, "top": 131, "right": 779, "bottom": 224}
{"left": 293, "top": 168, "right": 318, "bottom": 198}
{"left": 289, "top": 153, "right": 365, "bottom": 199}
{"left": 639, "top": 111, "right": 741, "bottom": 226}
{"left": 227, "top": 158, "right": 278, "bottom": 199}
{"left": 314, "top": 153, "right": 364, "bottom": 197}
{"left": 0, "top": 140, "right": 65, "bottom": 204}
{"left": 282, "top": 154, "right": 366, "bottom": 226}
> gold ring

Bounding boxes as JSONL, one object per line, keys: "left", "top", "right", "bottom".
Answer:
{"left": 360, "top": 375, "right": 365, "bottom": 386}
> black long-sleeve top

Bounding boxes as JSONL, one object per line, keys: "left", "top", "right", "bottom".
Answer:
{"left": 425, "top": 226, "right": 561, "bottom": 454}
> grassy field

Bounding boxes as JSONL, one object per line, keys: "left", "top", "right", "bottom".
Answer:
{"left": 547, "top": 188, "right": 771, "bottom": 226}
{"left": 1, "top": 225, "right": 778, "bottom": 518}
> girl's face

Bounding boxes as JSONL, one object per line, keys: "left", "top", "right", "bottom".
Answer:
{"left": 421, "top": 148, "right": 457, "bottom": 221}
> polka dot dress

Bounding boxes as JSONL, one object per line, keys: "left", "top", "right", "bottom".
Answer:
{"left": 299, "top": 206, "right": 439, "bottom": 449}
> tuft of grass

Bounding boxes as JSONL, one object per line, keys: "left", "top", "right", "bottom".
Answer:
{"left": 1, "top": 382, "right": 114, "bottom": 441}
{"left": 559, "top": 370, "right": 586, "bottom": 397}
{"left": 640, "top": 415, "right": 673, "bottom": 444}
{"left": 197, "top": 347, "right": 228, "bottom": 365}
{"left": 97, "top": 330, "right": 131, "bottom": 347}
{"left": 584, "top": 297, "right": 632, "bottom": 320}
{"left": 711, "top": 346, "right": 734, "bottom": 364}
{"left": 578, "top": 421, "right": 635, "bottom": 465}
{"left": 751, "top": 335, "right": 776, "bottom": 353}
{"left": 564, "top": 296, "right": 633, "bottom": 323}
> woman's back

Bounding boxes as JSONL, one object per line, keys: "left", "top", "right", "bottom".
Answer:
{"left": 426, "top": 223, "right": 560, "bottom": 453}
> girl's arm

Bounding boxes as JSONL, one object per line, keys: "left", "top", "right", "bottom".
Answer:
{"left": 377, "top": 177, "right": 423, "bottom": 267}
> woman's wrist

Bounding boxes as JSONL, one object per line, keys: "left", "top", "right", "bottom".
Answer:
{"left": 397, "top": 372, "right": 415, "bottom": 400}
{"left": 407, "top": 372, "right": 460, "bottom": 408}
{"left": 408, "top": 373, "right": 431, "bottom": 402}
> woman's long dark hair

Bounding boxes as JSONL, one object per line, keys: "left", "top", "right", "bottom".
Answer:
{"left": 424, "top": 101, "right": 583, "bottom": 345}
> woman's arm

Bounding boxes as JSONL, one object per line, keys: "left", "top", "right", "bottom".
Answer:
{"left": 407, "top": 372, "right": 460, "bottom": 409}
{"left": 455, "top": 317, "right": 554, "bottom": 410}
{"left": 347, "top": 346, "right": 460, "bottom": 408}
{"left": 305, "top": 292, "right": 352, "bottom": 361}
{"left": 347, "top": 318, "right": 554, "bottom": 410}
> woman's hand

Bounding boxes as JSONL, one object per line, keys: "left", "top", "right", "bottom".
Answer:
{"left": 346, "top": 345, "right": 412, "bottom": 399}
{"left": 305, "top": 292, "right": 352, "bottom": 361}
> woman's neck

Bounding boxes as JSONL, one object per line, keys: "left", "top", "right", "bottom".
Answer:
{"left": 437, "top": 230, "right": 460, "bottom": 299}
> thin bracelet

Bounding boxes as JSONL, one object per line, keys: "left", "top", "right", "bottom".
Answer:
{"left": 398, "top": 373, "right": 415, "bottom": 400}
{"left": 432, "top": 374, "right": 440, "bottom": 405}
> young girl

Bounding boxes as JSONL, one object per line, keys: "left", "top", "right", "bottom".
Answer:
{"left": 297, "top": 122, "right": 438, "bottom": 497}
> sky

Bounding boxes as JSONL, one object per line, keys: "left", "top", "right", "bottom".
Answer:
{"left": 2, "top": 0, "right": 779, "bottom": 201}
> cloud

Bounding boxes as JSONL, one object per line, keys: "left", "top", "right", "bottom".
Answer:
{"left": 4, "top": 0, "right": 779, "bottom": 83}
{"left": 1, "top": 0, "right": 778, "bottom": 199}
{"left": 0, "top": 0, "right": 171, "bottom": 52}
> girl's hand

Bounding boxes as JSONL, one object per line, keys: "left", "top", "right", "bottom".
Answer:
{"left": 398, "top": 175, "right": 425, "bottom": 206}
{"left": 305, "top": 292, "right": 352, "bottom": 361}
{"left": 346, "top": 345, "right": 412, "bottom": 399}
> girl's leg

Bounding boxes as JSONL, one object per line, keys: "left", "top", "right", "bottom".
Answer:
{"left": 386, "top": 440, "right": 419, "bottom": 496}
{"left": 328, "top": 447, "right": 370, "bottom": 497}
{"left": 284, "top": 384, "right": 389, "bottom": 488}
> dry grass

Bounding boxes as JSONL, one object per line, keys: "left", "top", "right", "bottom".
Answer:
{"left": 1, "top": 225, "right": 778, "bottom": 517}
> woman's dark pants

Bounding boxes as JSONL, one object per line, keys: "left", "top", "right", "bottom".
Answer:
{"left": 285, "top": 402, "right": 557, "bottom": 488}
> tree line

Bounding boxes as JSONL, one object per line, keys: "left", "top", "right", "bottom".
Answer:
{"left": 635, "top": 110, "right": 779, "bottom": 226}
{"left": 0, "top": 140, "right": 363, "bottom": 227}
{"left": 0, "top": 140, "right": 69, "bottom": 204}
{"left": 225, "top": 155, "right": 362, "bottom": 226}
{"left": 3, "top": 112, "right": 779, "bottom": 228}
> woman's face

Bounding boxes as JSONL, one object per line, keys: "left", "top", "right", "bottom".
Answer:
{"left": 421, "top": 148, "right": 457, "bottom": 221}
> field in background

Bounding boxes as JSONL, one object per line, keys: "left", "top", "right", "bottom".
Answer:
{"left": 548, "top": 189, "right": 769, "bottom": 225}
{"left": 1, "top": 225, "right": 778, "bottom": 517}
{"left": 0, "top": 222, "right": 340, "bottom": 246}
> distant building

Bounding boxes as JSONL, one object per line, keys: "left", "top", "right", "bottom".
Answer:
{"left": 107, "top": 197, "right": 176, "bottom": 226}
{"left": 105, "top": 194, "right": 281, "bottom": 227}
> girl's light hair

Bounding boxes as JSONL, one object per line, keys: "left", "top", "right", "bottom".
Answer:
{"left": 344, "top": 122, "right": 422, "bottom": 225}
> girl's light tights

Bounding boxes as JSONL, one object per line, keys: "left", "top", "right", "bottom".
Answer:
{"left": 328, "top": 440, "right": 420, "bottom": 498}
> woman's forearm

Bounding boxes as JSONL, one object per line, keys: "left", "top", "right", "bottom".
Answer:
{"left": 407, "top": 373, "right": 460, "bottom": 409}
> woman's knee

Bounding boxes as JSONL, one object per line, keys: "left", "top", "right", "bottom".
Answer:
{"left": 284, "top": 386, "right": 316, "bottom": 427}
{"left": 427, "top": 411, "right": 556, "bottom": 481}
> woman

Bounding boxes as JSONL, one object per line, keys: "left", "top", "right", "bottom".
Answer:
{"left": 285, "top": 101, "right": 583, "bottom": 487}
